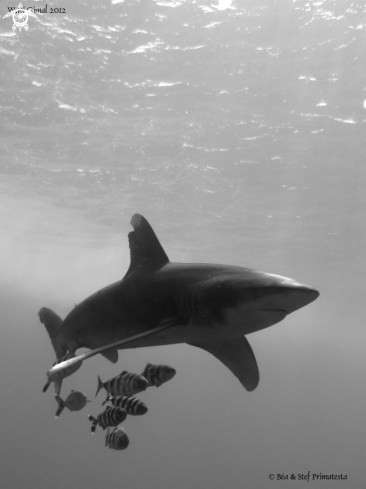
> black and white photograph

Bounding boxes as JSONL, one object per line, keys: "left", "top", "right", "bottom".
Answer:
{"left": 0, "top": 1, "right": 364, "bottom": 487}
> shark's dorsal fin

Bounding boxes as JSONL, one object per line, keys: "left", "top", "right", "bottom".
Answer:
{"left": 124, "top": 214, "right": 169, "bottom": 277}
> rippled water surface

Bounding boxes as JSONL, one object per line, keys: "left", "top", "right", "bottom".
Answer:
{"left": 1, "top": 1, "right": 365, "bottom": 488}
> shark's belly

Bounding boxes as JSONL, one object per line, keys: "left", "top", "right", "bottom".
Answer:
{"left": 222, "top": 307, "right": 288, "bottom": 336}
{"left": 115, "top": 307, "right": 288, "bottom": 349}
{"left": 63, "top": 291, "right": 288, "bottom": 351}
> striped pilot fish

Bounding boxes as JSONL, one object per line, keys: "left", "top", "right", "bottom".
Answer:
{"left": 142, "top": 363, "right": 176, "bottom": 387}
{"left": 43, "top": 353, "right": 82, "bottom": 395}
{"left": 102, "top": 393, "right": 148, "bottom": 416}
{"left": 105, "top": 426, "right": 129, "bottom": 451}
{"left": 95, "top": 370, "right": 148, "bottom": 397}
{"left": 54, "top": 390, "right": 90, "bottom": 418}
{"left": 88, "top": 406, "right": 127, "bottom": 433}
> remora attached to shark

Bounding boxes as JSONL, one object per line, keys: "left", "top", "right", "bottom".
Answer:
{"left": 43, "top": 214, "right": 319, "bottom": 391}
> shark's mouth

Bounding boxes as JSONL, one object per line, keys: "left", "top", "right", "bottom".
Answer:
{"left": 220, "top": 306, "right": 289, "bottom": 337}
{"left": 238, "top": 308, "right": 288, "bottom": 334}
{"left": 261, "top": 308, "right": 288, "bottom": 314}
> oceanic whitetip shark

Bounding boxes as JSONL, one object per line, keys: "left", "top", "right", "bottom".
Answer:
{"left": 41, "top": 213, "right": 319, "bottom": 392}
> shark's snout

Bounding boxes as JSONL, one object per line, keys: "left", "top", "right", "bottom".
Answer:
{"left": 253, "top": 272, "right": 319, "bottom": 316}
{"left": 280, "top": 285, "right": 319, "bottom": 314}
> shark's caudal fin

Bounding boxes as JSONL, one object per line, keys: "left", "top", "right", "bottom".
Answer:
{"left": 189, "top": 336, "right": 260, "bottom": 392}
{"left": 55, "top": 394, "right": 66, "bottom": 418}
{"left": 124, "top": 214, "right": 170, "bottom": 278}
{"left": 38, "top": 307, "right": 67, "bottom": 359}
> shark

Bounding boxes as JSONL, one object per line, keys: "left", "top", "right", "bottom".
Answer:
{"left": 42, "top": 213, "right": 319, "bottom": 392}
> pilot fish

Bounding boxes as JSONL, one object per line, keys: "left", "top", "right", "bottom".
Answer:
{"left": 105, "top": 426, "right": 129, "bottom": 451}
{"left": 142, "top": 363, "right": 176, "bottom": 387}
{"left": 88, "top": 406, "right": 127, "bottom": 433}
{"left": 96, "top": 371, "right": 148, "bottom": 397}
{"left": 102, "top": 393, "right": 148, "bottom": 415}
{"left": 54, "top": 390, "right": 90, "bottom": 418}
{"left": 43, "top": 353, "right": 82, "bottom": 395}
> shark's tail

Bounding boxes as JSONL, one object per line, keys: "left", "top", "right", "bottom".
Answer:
{"left": 55, "top": 394, "right": 66, "bottom": 418}
{"left": 95, "top": 376, "right": 104, "bottom": 398}
{"left": 38, "top": 307, "right": 67, "bottom": 359}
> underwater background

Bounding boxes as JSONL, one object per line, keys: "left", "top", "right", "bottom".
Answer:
{"left": 0, "top": 0, "right": 365, "bottom": 487}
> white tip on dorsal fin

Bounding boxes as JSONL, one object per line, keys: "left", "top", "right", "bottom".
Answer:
{"left": 124, "top": 214, "right": 169, "bottom": 278}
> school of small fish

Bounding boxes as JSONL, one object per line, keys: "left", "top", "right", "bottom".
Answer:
{"left": 42, "top": 362, "right": 176, "bottom": 451}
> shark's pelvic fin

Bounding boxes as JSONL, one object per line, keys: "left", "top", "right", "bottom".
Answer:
{"left": 100, "top": 348, "right": 119, "bottom": 363}
{"left": 189, "top": 336, "right": 260, "bottom": 392}
{"left": 124, "top": 213, "right": 170, "bottom": 277}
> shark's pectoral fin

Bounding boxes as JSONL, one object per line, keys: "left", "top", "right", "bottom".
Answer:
{"left": 100, "top": 348, "right": 119, "bottom": 363}
{"left": 189, "top": 336, "right": 259, "bottom": 392}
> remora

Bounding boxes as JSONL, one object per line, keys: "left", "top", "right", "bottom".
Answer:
{"left": 44, "top": 214, "right": 319, "bottom": 391}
